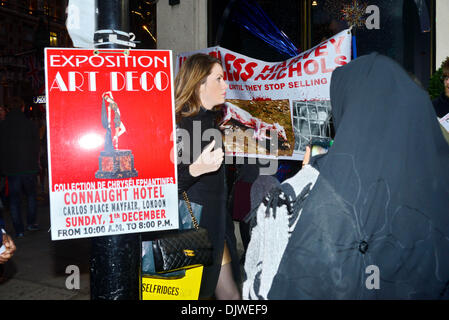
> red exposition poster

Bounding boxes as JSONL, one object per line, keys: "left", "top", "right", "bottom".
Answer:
{"left": 45, "top": 48, "right": 178, "bottom": 240}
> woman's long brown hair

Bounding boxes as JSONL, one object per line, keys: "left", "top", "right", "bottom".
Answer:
{"left": 174, "top": 53, "right": 221, "bottom": 123}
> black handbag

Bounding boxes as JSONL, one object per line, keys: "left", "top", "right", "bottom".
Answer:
{"left": 152, "top": 191, "right": 213, "bottom": 273}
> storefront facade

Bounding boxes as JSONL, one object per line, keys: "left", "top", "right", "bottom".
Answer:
{"left": 158, "top": 0, "right": 447, "bottom": 89}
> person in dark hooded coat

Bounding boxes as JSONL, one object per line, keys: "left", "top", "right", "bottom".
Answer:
{"left": 268, "top": 53, "right": 449, "bottom": 299}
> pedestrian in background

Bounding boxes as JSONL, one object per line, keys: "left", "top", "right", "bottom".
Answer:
{"left": 0, "top": 105, "right": 7, "bottom": 228}
{"left": 432, "top": 56, "right": 449, "bottom": 119}
{"left": 0, "top": 97, "right": 40, "bottom": 238}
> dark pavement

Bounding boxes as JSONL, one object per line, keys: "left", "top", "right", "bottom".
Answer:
{"left": 0, "top": 193, "right": 91, "bottom": 300}
{"left": 0, "top": 191, "right": 245, "bottom": 300}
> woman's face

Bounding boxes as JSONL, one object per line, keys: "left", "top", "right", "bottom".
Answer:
{"left": 199, "top": 63, "right": 228, "bottom": 110}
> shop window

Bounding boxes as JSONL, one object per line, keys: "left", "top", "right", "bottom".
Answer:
{"left": 50, "top": 31, "right": 58, "bottom": 46}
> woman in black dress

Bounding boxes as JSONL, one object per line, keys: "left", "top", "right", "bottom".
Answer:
{"left": 175, "top": 53, "right": 241, "bottom": 299}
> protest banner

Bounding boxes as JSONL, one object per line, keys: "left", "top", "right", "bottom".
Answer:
{"left": 176, "top": 29, "right": 352, "bottom": 160}
{"left": 440, "top": 113, "right": 449, "bottom": 133}
{"left": 45, "top": 48, "right": 178, "bottom": 240}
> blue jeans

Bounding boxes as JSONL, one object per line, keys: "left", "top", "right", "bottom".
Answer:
{"left": 7, "top": 175, "right": 37, "bottom": 235}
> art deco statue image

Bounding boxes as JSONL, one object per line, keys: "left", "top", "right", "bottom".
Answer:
{"left": 101, "top": 91, "right": 126, "bottom": 152}
{"left": 96, "top": 91, "right": 137, "bottom": 179}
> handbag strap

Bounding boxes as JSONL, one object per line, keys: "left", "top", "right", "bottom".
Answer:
{"left": 182, "top": 191, "right": 200, "bottom": 230}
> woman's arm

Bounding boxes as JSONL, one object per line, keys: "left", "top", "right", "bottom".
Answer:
{"left": 177, "top": 162, "right": 199, "bottom": 192}
{"left": 177, "top": 128, "right": 224, "bottom": 192}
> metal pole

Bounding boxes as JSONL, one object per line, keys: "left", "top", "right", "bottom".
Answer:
{"left": 90, "top": 0, "right": 141, "bottom": 300}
